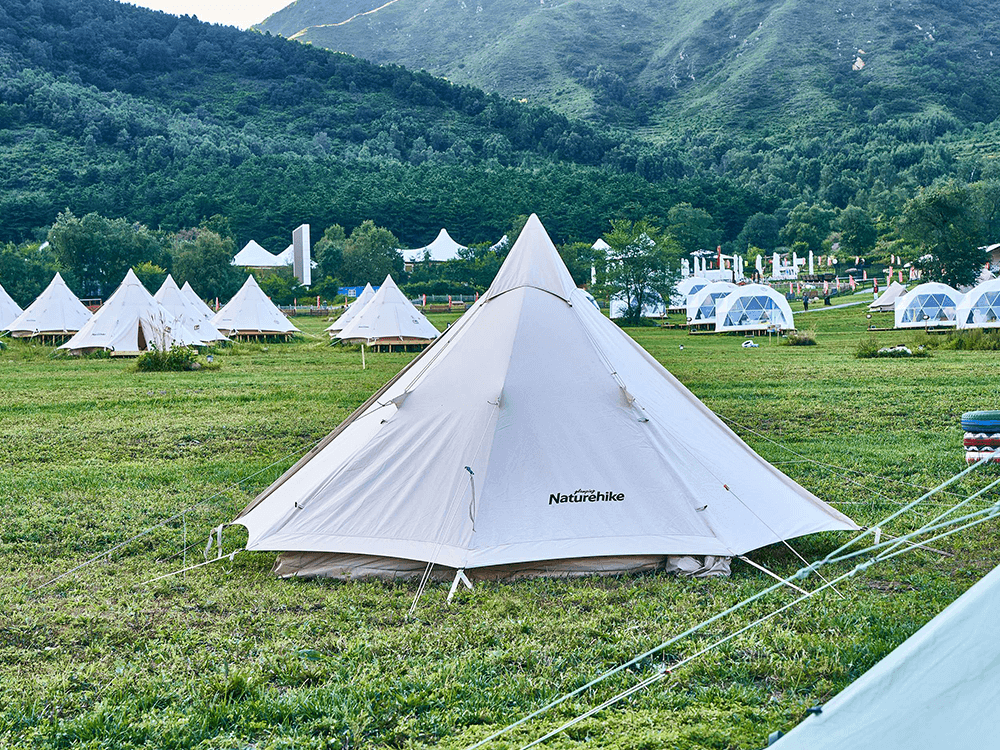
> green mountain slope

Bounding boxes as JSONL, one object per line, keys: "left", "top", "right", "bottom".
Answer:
{"left": 258, "top": 0, "right": 1000, "bottom": 130}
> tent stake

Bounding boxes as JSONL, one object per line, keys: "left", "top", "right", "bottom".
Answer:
{"left": 447, "top": 569, "right": 473, "bottom": 603}
{"left": 361, "top": 343, "right": 366, "bottom": 369}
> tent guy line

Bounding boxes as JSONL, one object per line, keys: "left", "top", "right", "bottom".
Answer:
{"left": 512, "top": 493, "right": 1000, "bottom": 750}
{"left": 461, "top": 450, "right": 1000, "bottom": 750}
{"left": 502, "top": 476, "right": 1000, "bottom": 750}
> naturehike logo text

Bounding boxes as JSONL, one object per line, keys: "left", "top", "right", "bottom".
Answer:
{"left": 549, "top": 489, "right": 625, "bottom": 505}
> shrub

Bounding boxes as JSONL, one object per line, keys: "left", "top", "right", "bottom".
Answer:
{"left": 133, "top": 346, "right": 203, "bottom": 372}
{"left": 856, "top": 338, "right": 931, "bottom": 358}
{"left": 938, "top": 329, "right": 1000, "bottom": 351}
{"left": 781, "top": 330, "right": 817, "bottom": 346}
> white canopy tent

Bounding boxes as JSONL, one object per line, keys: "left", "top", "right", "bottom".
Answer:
{"left": 59, "top": 269, "right": 202, "bottom": 354}
{"left": 894, "top": 282, "right": 961, "bottom": 328}
{"left": 154, "top": 275, "right": 229, "bottom": 343}
{"left": 4, "top": 273, "right": 91, "bottom": 338}
{"left": 715, "top": 284, "right": 795, "bottom": 332}
{"left": 0, "top": 281, "right": 24, "bottom": 329}
{"left": 326, "top": 283, "right": 376, "bottom": 336}
{"left": 868, "top": 281, "right": 907, "bottom": 312}
{"left": 403, "top": 228, "right": 467, "bottom": 263}
{"left": 609, "top": 290, "right": 666, "bottom": 320}
{"left": 335, "top": 275, "right": 439, "bottom": 345}
{"left": 232, "top": 240, "right": 286, "bottom": 268}
{"left": 211, "top": 275, "right": 299, "bottom": 337}
{"left": 774, "top": 563, "right": 1000, "bottom": 749}
{"left": 181, "top": 281, "right": 216, "bottom": 321}
{"left": 956, "top": 277, "right": 1000, "bottom": 329}
{"left": 234, "top": 214, "right": 855, "bottom": 581}
{"left": 686, "top": 281, "right": 737, "bottom": 325}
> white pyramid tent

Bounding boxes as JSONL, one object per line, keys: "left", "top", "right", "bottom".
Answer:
{"left": 59, "top": 269, "right": 202, "bottom": 354}
{"left": 868, "top": 281, "right": 907, "bottom": 312}
{"left": 154, "top": 275, "right": 229, "bottom": 343}
{"left": 235, "top": 215, "right": 855, "bottom": 580}
{"left": 232, "top": 240, "right": 284, "bottom": 268}
{"left": 0, "top": 281, "right": 24, "bottom": 329}
{"left": 4, "top": 272, "right": 92, "bottom": 338}
{"left": 773, "top": 563, "right": 1000, "bottom": 749}
{"left": 326, "top": 282, "right": 376, "bottom": 336}
{"left": 181, "top": 281, "right": 216, "bottom": 321}
{"left": 211, "top": 275, "right": 299, "bottom": 337}
{"left": 335, "top": 275, "right": 439, "bottom": 345}
{"left": 894, "top": 282, "right": 961, "bottom": 328}
{"left": 956, "top": 277, "right": 1000, "bottom": 328}
{"left": 403, "top": 228, "right": 467, "bottom": 263}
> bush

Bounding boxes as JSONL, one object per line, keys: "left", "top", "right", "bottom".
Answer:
{"left": 781, "top": 330, "right": 817, "bottom": 346}
{"left": 938, "top": 329, "right": 1000, "bottom": 351}
{"left": 133, "top": 346, "right": 204, "bottom": 372}
{"left": 856, "top": 338, "right": 931, "bottom": 358}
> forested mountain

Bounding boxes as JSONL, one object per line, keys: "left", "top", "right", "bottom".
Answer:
{"left": 0, "top": 0, "right": 749, "bottom": 252}
{"left": 259, "top": 0, "right": 1000, "bottom": 130}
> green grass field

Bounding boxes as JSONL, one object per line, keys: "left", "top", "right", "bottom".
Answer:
{"left": 3, "top": 298, "right": 998, "bottom": 749}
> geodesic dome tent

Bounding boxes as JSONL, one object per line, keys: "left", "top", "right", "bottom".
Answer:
{"left": 670, "top": 276, "right": 709, "bottom": 308}
{"left": 686, "top": 281, "right": 737, "bottom": 325}
{"left": 714, "top": 284, "right": 794, "bottom": 332}
{"left": 894, "top": 282, "right": 961, "bottom": 329}
{"left": 956, "top": 278, "right": 1000, "bottom": 329}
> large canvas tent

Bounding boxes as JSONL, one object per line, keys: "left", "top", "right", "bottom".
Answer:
{"left": 715, "top": 284, "right": 795, "bottom": 332}
{"left": 4, "top": 273, "right": 91, "bottom": 338}
{"left": 154, "top": 275, "right": 229, "bottom": 343}
{"left": 182, "top": 281, "right": 216, "bottom": 321}
{"left": 335, "top": 275, "right": 439, "bottom": 347}
{"left": 235, "top": 215, "right": 855, "bottom": 581}
{"left": 686, "top": 281, "right": 737, "bottom": 326}
{"left": 956, "top": 277, "right": 1000, "bottom": 328}
{"left": 211, "top": 275, "right": 299, "bottom": 338}
{"left": 402, "top": 228, "right": 466, "bottom": 263}
{"left": 0, "top": 281, "right": 23, "bottom": 329}
{"left": 326, "top": 282, "right": 375, "bottom": 336}
{"left": 868, "top": 281, "right": 907, "bottom": 312}
{"left": 774, "top": 563, "right": 1000, "bottom": 749}
{"left": 894, "top": 282, "right": 961, "bottom": 328}
{"left": 232, "top": 240, "right": 286, "bottom": 268}
{"left": 59, "top": 269, "right": 202, "bottom": 355}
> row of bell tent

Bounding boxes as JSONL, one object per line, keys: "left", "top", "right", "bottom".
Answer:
{"left": 0, "top": 271, "right": 299, "bottom": 352}
{"left": 325, "top": 275, "right": 440, "bottom": 346}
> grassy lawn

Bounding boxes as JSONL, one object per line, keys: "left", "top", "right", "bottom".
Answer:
{"left": 2, "top": 298, "right": 998, "bottom": 749}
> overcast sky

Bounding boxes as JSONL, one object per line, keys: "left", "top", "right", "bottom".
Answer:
{"left": 126, "top": 0, "right": 291, "bottom": 30}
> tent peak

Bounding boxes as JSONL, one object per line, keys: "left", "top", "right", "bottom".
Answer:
{"left": 485, "top": 214, "right": 577, "bottom": 302}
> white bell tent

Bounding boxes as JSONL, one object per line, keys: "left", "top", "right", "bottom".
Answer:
{"left": 235, "top": 214, "right": 855, "bottom": 581}
{"left": 59, "top": 269, "right": 202, "bottom": 354}
{"left": 326, "top": 283, "right": 376, "bottom": 336}
{"left": 868, "top": 281, "right": 907, "bottom": 312}
{"left": 232, "top": 240, "right": 285, "bottom": 268}
{"left": 956, "top": 278, "right": 1000, "bottom": 329}
{"left": 335, "top": 275, "right": 439, "bottom": 346}
{"left": 894, "top": 282, "right": 961, "bottom": 328}
{"left": 0, "top": 280, "right": 24, "bottom": 329}
{"left": 773, "top": 563, "right": 1000, "bottom": 750}
{"left": 211, "top": 275, "right": 299, "bottom": 338}
{"left": 686, "top": 281, "right": 737, "bottom": 325}
{"left": 4, "top": 273, "right": 91, "bottom": 338}
{"left": 715, "top": 284, "right": 795, "bottom": 332}
{"left": 154, "top": 275, "right": 229, "bottom": 343}
{"left": 181, "top": 281, "right": 216, "bottom": 321}
{"left": 403, "top": 228, "right": 467, "bottom": 263}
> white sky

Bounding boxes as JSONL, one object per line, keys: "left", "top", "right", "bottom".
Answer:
{"left": 126, "top": 0, "right": 292, "bottom": 30}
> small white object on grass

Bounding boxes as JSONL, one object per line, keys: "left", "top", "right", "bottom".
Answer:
{"left": 742, "top": 339, "right": 759, "bottom": 348}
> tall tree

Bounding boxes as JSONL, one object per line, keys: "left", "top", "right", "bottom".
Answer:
{"left": 340, "top": 221, "right": 403, "bottom": 286}
{"left": 666, "top": 203, "right": 721, "bottom": 253}
{"left": 600, "top": 219, "right": 681, "bottom": 324}
{"left": 170, "top": 228, "right": 241, "bottom": 301}
{"left": 780, "top": 202, "right": 837, "bottom": 252}
{"left": 836, "top": 205, "right": 877, "bottom": 257}
{"left": 899, "top": 181, "right": 985, "bottom": 287}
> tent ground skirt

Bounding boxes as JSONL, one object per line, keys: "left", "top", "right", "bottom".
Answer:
{"left": 271, "top": 552, "right": 732, "bottom": 581}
